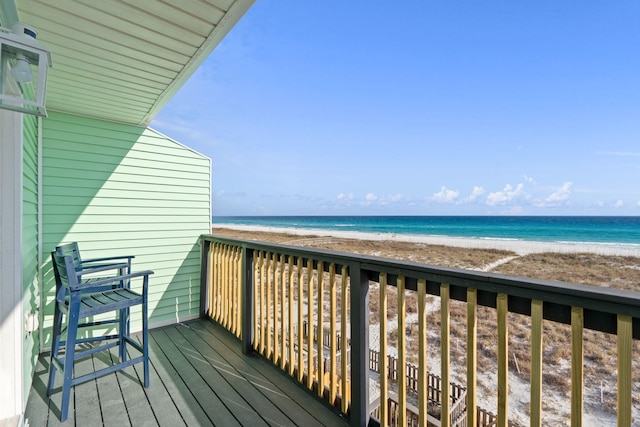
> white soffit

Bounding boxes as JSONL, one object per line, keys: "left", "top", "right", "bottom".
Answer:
{"left": 17, "top": 0, "right": 254, "bottom": 125}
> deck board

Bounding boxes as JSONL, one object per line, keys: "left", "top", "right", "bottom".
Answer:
{"left": 185, "top": 322, "right": 322, "bottom": 427}
{"left": 124, "top": 350, "right": 185, "bottom": 427}
{"left": 96, "top": 352, "right": 131, "bottom": 427}
{"left": 25, "top": 319, "right": 349, "bottom": 427}
{"left": 193, "top": 321, "right": 348, "bottom": 427}
{"left": 151, "top": 328, "right": 243, "bottom": 426}
{"left": 72, "top": 348, "right": 103, "bottom": 426}
{"left": 24, "top": 357, "right": 51, "bottom": 427}
{"left": 111, "top": 356, "right": 157, "bottom": 427}
{"left": 143, "top": 330, "right": 210, "bottom": 426}
{"left": 174, "top": 328, "right": 289, "bottom": 426}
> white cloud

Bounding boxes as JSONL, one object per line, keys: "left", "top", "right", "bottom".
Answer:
{"left": 460, "top": 186, "right": 485, "bottom": 204}
{"left": 524, "top": 175, "right": 537, "bottom": 185}
{"left": 376, "top": 193, "right": 406, "bottom": 206}
{"left": 339, "top": 192, "right": 407, "bottom": 208}
{"left": 359, "top": 192, "right": 379, "bottom": 207}
{"left": 594, "top": 199, "right": 626, "bottom": 209}
{"left": 431, "top": 186, "right": 459, "bottom": 203}
{"left": 637, "top": 200, "right": 640, "bottom": 208}
{"left": 534, "top": 181, "right": 572, "bottom": 207}
{"left": 548, "top": 181, "right": 572, "bottom": 202}
{"left": 486, "top": 183, "right": 525, "bottom": 206}
{"left": 337, "top": 193, "right": 354, "bottom": 201}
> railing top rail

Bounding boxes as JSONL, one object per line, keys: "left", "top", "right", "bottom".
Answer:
{"left": 202, "top": 234, "right": 640, "bottom": 335}
{"left": 203, "top": 233, "right": 376, "bottom": 266}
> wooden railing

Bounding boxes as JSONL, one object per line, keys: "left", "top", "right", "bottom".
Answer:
{"left": 205, "top": 242, "right": 242, "bottom": 339}
{"left": 200, "top": 235, "right": 639, "bottom": 427}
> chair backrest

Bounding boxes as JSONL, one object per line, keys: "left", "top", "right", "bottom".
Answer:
{"left": 50, "top": 251, "right": 66, "bottom": 303}
{"left": 51, "top": 253, "right": 81, "bottom": 293}
{"left": 55, "top": 242, "right": 82, "bottom": 270}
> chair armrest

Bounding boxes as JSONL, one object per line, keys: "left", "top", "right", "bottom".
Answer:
{"left": 81, "top": 255, "right": 135, "bottom": 264}
{"left": 71, "top": 270, "right": 154, "bottom": 292}
{"left": 75, "top": 262, "right": 130, "bottom": 277}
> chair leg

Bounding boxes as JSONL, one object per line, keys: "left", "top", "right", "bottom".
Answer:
{"left": 47, "top": 304, "right": 64, "bottom": 397}
{"left": 119, "top": 307, "right": 128, "bottom": 362}
{"left": 60, "top": 303, "right": 80, "bottom": 422}
{"left": 143, "top": 288, "right": 149, "bottom": 388}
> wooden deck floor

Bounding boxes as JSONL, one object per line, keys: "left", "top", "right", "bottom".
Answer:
{"left": 25, "top": 319, "right": 349, "bottom": 426}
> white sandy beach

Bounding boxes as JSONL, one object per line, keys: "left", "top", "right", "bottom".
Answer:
{"left": 212, "top": 224, "right": 640, "bottom": 257}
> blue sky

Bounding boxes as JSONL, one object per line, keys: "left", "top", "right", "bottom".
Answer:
{"left": 151, "top": 1, "right": 640, "bottom": 216}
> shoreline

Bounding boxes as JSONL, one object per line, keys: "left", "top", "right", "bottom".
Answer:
{"left": 211, "top": 223, "right": 640, "bottom": 257}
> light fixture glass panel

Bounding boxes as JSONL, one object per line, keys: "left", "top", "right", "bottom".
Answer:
{"left": 0, "top": 24, "right": 51, "bottom": 117}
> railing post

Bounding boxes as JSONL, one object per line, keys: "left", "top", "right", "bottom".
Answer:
{"left": 241, "top": 246, "right": 254, "bottom": 355}
{"left": 199, "top": 237, "right": 211, "bottom": 318}
{"left": 349, "top": 263, "right": 369, "bottom": 427}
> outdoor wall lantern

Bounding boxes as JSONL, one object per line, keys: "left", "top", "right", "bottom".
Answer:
{"left": 0, "top": 23, "right": 51, "bottom": 117}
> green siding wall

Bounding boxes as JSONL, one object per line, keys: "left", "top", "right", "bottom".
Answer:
{"left": 22, "top": 113, "right": 39, "bottom": 406}
{"left": 41, "top": 112, "right": 211, "bottom": 345}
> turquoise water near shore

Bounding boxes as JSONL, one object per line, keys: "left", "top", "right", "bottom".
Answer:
{"left": 212, "top": 216, "right": 640, "bottom": 249}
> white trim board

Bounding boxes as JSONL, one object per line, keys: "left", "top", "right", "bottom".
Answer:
{"left": 0, "top": 109, "right": 25, "bottom": 421}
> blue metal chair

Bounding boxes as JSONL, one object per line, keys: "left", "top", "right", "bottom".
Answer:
{"left": 47, "top": 252, "right": 152, "bottom": 421}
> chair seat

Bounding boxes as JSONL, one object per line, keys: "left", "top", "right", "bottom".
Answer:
{"left": 72, "top": 288, "right": 143, "bottom": 316}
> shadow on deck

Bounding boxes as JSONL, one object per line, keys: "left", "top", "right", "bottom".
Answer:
{"left": 25, "top": 319, "right": 349, "bottom": 426}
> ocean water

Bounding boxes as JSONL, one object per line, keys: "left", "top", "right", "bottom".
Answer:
{"left": 211, "top": 216, "right": 640, "bottom": 249}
